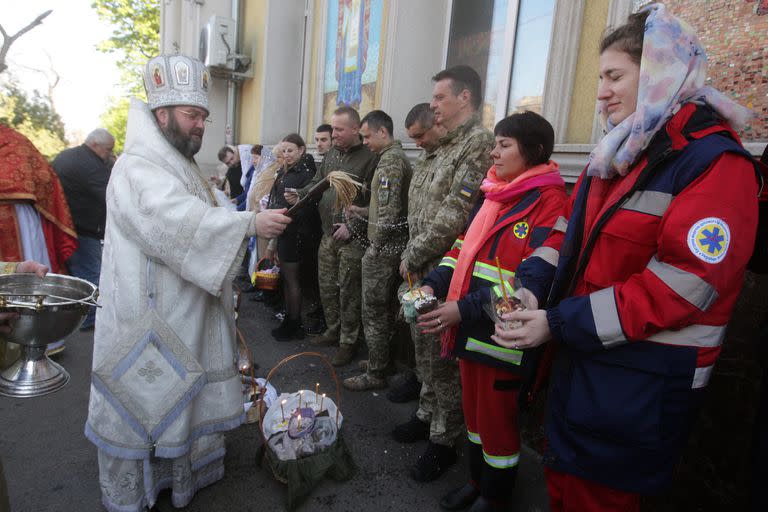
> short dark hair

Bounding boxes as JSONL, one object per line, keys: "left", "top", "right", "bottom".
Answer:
{"left": 217, "top": 146, "right": 234, "bottom": 162}
{"left": 494, "top": 111, "right": 554, "bottom": 167}
{"left": 432, "top": 65, "right": 483, "bottom": 111}
{"left": 599, "top": 10, "right": 650, "bottom": 65}
{"left": 282, "top": 133, "right": 306, "bottom": 148}
{"left": 251, "top": 144, "right": 263, "bottom": 156}
{"left": 333, "top": 106, "right": 361, "bottom": 126}
{"left": 361, "top": 110, "right": 394, "bottom": 136}
{"left": 405, "top": 103, "right": 434, "bottom": 130}
{"left": 315, "top": 123, "right": 332, "bottom": 135}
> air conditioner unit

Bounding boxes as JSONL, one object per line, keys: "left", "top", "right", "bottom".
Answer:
{"left": 199, "top": 15, "right": 235, "bottom": 69}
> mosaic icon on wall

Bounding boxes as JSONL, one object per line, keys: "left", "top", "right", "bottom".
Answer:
{"left": 323, "top": 0, "right": 387, "bottom": 120}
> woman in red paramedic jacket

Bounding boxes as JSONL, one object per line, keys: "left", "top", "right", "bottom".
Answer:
{"left": 417, "top": 111, "right": 567, "bottom": 512}
{"left": 494, "top": 4, "right": 760, "bottom": 512}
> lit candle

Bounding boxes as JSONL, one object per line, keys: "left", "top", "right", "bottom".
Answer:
{"left": 280, "top": 399, "right": 286, "bottom": 422}
{"left": 297, "top": 413, "right": 302, "bottom": 429}
{"left": 315, "top": 382, "right": 320, "bottom": 400}
{"left": 320, "top": 393, "right": 325, "bottom": 412}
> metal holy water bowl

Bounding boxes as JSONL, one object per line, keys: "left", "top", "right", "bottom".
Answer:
{"left": 0, "top": 273, "right": 99, "bottom": 398}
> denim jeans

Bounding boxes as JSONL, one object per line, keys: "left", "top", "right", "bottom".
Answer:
{"left": 66, "top": 236, "right": 103, "bottom": 328}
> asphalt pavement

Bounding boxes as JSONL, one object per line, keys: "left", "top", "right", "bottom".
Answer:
{"left": 0, "top": 292, "right": 549, "bottom": 512}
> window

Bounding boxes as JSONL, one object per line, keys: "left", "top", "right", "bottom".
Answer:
{"left": 445, "top": 0, "right": 555, "bottom": 130}
{"left": 506, "top": 0, "right": 555, "bottom": 115}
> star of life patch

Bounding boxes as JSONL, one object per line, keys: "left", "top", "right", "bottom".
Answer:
{"left": 513, "top": 221, "right": 529, "bottom": 239}
{"left": 687, "top": 217, "right": 730, "bottom": 264}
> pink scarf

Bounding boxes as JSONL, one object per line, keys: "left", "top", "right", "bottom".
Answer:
{"left": 440, "top": 161, "right": 564, "bottom": 357}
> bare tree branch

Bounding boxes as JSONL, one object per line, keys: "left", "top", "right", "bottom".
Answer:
{"left": 10, "top": 50, "right": 61, "bottom": 108}
{"left": 0, "top": 10, "right": 53, "bottom": 75}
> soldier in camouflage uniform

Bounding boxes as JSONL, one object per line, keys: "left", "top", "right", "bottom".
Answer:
{"left": 293, "top": 106, "right": 378, "bottom": 367}
{"left": 394, "top": 67, "right": 494, "bottom": 483}
{"left": 343, "top": 110, "right": 412, "bottom": 391}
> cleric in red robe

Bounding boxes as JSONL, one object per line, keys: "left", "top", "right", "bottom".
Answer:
{"left": 0, "top": 123, "right": 77, "bottom": 273}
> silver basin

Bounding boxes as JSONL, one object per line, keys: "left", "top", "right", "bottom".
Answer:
{"left": 0, "top": 273, "right": 98, "bottom": 397}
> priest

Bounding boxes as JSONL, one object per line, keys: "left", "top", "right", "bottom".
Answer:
{"left": 84, "top": 54, "right": 290, "bottom": 512}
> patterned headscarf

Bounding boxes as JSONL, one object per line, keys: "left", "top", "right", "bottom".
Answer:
{"left": 588, "top": 3, "right": 754, "bottom": 179}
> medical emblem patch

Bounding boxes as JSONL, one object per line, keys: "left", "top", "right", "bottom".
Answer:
{"left": 687, "top": 217, "right": 730, "bottom": 264}
{"left": 513, "top": 221, "right": 529, "bottom": 239}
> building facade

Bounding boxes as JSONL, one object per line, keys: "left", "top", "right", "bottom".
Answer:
{"left": 160, "top": 0, "right": 767, "bottom": 176}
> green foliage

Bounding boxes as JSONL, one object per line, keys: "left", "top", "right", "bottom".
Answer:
{"left": 91, "top": 0, "right": 160, "bottom": 96}
{"left": 0, "top": 81, "right": 67, "bottom": 159}
{"left": 99, "top": 96, "right": 130, "bottom": 154}
{"left": 92, "top": 0, "right": 159, "bottom": 150}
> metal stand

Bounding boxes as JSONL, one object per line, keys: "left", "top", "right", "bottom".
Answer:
{"left": 0, "top": 345, "right": 69, "bottom": 398}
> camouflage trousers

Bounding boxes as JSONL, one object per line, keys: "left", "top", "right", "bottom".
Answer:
{"left": 361, "top": 249, "right": 401, "bottom": 378}
{"left": 411, "top": 321, "right": 464, "bottom": 446}
{"left": 317, "top": 234, "right": 364, "bottom": 347}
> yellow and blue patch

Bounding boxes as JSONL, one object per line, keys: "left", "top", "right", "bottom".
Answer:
{"left": 687, "top": 217, "right": 730, "bottom": 264}
{"left": 513, "top": 221, "right": 529, "bottom": 239}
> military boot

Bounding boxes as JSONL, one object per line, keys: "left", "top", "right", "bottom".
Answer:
{"left": 392, "top": 415, "right": 430, "bottom": 443}
{"left": 331, "top": 344, "right": 357, "bottom": 366}
{"left": 343, "top": 373, "right": 387, "bottom": 391}
{"left": 411, "top": 441, "right": 457, "bottom": 482}
{"left": 387, "top": 371, "right": 421, "bottom": 403}
{"left": 440, "top": 483, "right": 479, "bottom": 511}
{"left": 310, "top": 330, "right": 339, "bottom": 347}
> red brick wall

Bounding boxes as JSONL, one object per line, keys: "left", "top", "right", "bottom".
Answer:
{"left": 665, "top": 0, "right": 768, "bottom": 141}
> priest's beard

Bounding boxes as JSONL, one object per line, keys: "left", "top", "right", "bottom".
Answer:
{"left": 161, "top": 110, "right": 204, "bottom": 159}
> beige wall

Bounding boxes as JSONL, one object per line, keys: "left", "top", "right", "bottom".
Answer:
{"left": 565, "top": 0, "right": 610, "bottom": 144}
{"left": 304, "top": 0, "right": 325, "bottom": 142}
{"left": 238, "top": 1, "right": 268, "bottom": 143}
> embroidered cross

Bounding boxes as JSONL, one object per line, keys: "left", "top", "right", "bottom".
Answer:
{"left": 699, "top": 228, "right": 724, "bottom": 254}
{"left": 137, "top": 360, "right": 163, "bottom": 383}
{"left": 514, "top": 224, "right": 528, "bottom": 238}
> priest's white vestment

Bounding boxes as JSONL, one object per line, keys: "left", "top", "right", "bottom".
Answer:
{"left": 85, "top": 99, "right": 255, "bottom": 511}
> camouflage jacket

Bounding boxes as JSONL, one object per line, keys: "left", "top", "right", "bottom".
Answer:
{"left": 367, "top": 140, "right": 412, "bottom": 254}
{"left": 401, "top": 114, "right": 493, "bottom": 273}
{"left": 299, "top": 142, "right": 378, "bottom": 238}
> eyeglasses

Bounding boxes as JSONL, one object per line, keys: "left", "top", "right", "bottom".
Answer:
{"left": 176, "top": 108, "right": 212, "bottom": 125}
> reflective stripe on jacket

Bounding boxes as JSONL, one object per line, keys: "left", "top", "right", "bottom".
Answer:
{"left": 517, "top": 104, "right": 760, "bottom": 493}
{"left": 423, "top": 184, "right": 567, "bottom": 373}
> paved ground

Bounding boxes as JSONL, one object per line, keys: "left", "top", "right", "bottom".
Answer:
{"left": 0, "top": 292, "right": 549, "bottom": 511}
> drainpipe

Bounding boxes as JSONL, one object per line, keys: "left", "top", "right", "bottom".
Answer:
{"left": 226, "top": 0, "right": 241, "bottom": 145}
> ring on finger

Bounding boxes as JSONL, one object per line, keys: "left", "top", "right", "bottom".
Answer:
{"left": 437, "top": 318, "right": 443, "bottom": 327}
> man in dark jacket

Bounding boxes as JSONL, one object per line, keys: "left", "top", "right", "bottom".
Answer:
{"left": 217, "top": 146, "right": 244, "bottom": 198}
{"left": 52, "top": 128, "right": 115, "bottom": 330}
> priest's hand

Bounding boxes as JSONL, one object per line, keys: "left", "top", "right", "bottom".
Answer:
{"left": 255, "top": 209, "right": 291, "bottom": 239}
{"left": 16, "top": 260, "right": 48, "bottom": 278}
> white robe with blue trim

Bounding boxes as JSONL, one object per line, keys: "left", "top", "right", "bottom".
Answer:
{"left": 85, "top": 98, "right": 254, "bottom": 512}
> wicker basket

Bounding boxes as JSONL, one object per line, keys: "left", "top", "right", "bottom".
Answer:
{"left": 252, "top": 258, "right": 279, "bottom": 291}
{"left": 257, "top": 352, "right": 355, "bottom": 510}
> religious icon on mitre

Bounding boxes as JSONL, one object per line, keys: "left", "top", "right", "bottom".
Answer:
{"left": 175, "top": 61, "right": 190, "bottom": 85}
{"left": 152, "top": 65, "right": 164, "bottom": 87}
{"left": 202, "top": 70, "right": 210, "bottom": 91}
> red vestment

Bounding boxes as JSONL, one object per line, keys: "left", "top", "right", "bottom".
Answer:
{"left": 0, "top": 124, "right": 77, "bottom": 272}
